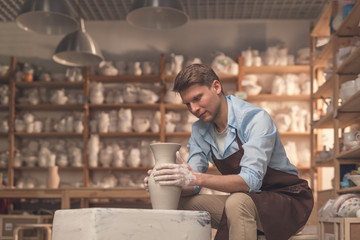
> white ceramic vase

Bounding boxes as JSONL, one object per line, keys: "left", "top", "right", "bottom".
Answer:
{"left": 149, "top": 142, "right": 181, "bottom": 210}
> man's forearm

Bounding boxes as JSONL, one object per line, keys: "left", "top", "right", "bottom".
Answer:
{"left": 195, "top": 173, "right": 250, "bottom": 193}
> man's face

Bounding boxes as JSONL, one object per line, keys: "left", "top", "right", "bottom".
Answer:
{"left": 179, "top": 81, "right": 222, "bottom": 122}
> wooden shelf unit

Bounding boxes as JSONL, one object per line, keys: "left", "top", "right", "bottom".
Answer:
{"left": 310, "top": 0, "right": 360, "bottom": 209}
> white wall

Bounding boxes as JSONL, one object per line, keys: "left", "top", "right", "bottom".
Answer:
{"left": 0, "top": 19, "right": 311, "bottom": 71}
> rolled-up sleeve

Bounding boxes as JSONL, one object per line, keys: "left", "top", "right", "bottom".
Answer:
{"left": 238, "top": 110, "right": 277, "bottom": 192}
{"left": 187, "top": 133, "right": 210, "bottom": 193}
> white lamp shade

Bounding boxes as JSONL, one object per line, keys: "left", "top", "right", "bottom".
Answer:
{"left": 127, "top": 0, "right": 189, "bottom": 30}
{"left": 16, "top": 0, "right": 78, "bottom": 35}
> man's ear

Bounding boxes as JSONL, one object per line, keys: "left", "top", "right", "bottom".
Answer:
{"left": 212, "top": 80, "right": 222, "bottom": 94}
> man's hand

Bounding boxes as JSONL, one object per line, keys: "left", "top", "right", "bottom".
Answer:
{"left": 152, "top": 151, "right": 198, "bottom": 187}
{"left": 143, "top": 169, "right": 152, "bottom": 191}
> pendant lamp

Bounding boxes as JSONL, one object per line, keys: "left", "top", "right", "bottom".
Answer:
{"left": 126, "top": 0, "right": 189, "bottom": 30}
{"left": 16, "top": 0, "right": 78, "bottom": 35}
{"left": 53, "top": 19, "right": 104, "bottom": 67}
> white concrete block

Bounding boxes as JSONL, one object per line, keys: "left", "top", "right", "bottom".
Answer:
{"left": 52, "top": 208, "right": 211, "bottom": 240}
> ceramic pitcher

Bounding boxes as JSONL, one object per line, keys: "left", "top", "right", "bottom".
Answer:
{"left": 148, "top": 142, "right": 181, "bottom": 210}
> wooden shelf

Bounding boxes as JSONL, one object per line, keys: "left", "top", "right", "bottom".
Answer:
{"left": 89, "top": 103, "right": 160, "bottom": 110}
{"left": 335, "top": 0, "right": 360, "bottom": 37}
{"left": 246, "top": 94, "right": 309, "bottom": 101}
{"left": 311, "top": 2, "right": 332, "bottom": 37}
{"left": 0, "top": 105, "right": 8, "bottom": 110}
{"left": 336, "top": 45, "right": 360, "bottom": 74}
{"left": 0, "top": 188, "right": 149, "bottom": 209}
{"left": 93, "top": 132, "right": 160, "bottom": 138}
{"left": 337, "top": 146, "right": 360, "bottom": 159}
{"left": 0, "top": 75, "right": 9, "bottom": 83}
{"left": 15, "top": 132, "right": 83, "bottom": 138}
{"left": 165, "top": 74, "right": 237, "bottom": 83}
{"left": 337, "top": 185, "right": 360, "bottom": 194}
{"left": 166, "top": 132, "right": 191, "bottom": 138}
{"left": 314, "top": 37, "right": 333, "bottom": 67}
{"left": 89, "top": 167, "right": 152, "bottom": 171}
{"left": 243, "top": 65, "right": 310, "bottom": 74}
{"left": 338, "top": 90, "right": 360, "bottom": 112}
{"left": 15, "top": 104, "right": 84, "bottom": 111}
{"left": 337, "top": 112, "right": 360, "bottom": 128}
{"left": 0, "top": 132, "right": 8, "bottom": 137}
{"left": 90, "top": 74, "right": 161, "bottom": 83}
{"left": 315, "top": 158, "right": 334, "bottom": 168}
{"left": 311, "top": 112, "right": 334, "bottom": 129}
{"left": 313, "top": 76, "right": 334, "bottom": 99}
{"left": 14, "top": 166, "right": 84, "bottom": 170}
{"left": 164, "top": 103, "right": 187, "bottom": 110}
{"left": 15, "top": 81, "right": 84, "bottom": 89}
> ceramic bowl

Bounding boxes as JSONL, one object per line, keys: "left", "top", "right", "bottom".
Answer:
{"left": 332, "top": 193, "right": 360, "bottom": 217}
{"left": 349, "top": 175, "right": 360, "bottom": 186}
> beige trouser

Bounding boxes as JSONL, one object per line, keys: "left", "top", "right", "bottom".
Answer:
{"left": 179, "top": 193, "right": 263, "bottom": 240}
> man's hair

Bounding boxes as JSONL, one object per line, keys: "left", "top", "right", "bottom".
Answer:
{"left": 173, "top": 64, "right": 223, "bottom": 94}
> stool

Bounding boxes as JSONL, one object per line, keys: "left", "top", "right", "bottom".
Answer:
{"left": 13, "top": 223, "right": 52, "bottom": 240}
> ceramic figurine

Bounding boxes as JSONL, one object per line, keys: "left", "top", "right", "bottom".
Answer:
{"left": 118, "top": 108, "right": 132, "bottom": 132}
{"left": 90, "top": 82, "right": 105, "bottom": 104}
{"left": 127, "top": 148, "right": 141, "bottom": 167}
{"left": 100, "top": 146, "right": 113, "bottom": 167}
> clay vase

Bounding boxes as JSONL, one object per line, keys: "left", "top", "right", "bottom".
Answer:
{"left": 47, "top": 166, "right": 60, "bottom": 189}
{"left": 149, "top": 143, "right": 181, "bottom": 210}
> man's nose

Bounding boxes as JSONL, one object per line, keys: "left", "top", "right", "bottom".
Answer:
{"left": 189, "top": 102, "right": 199, "bottom": 113}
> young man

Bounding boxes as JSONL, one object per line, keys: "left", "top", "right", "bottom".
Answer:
{"left": 146, "top": 64, "right": 313, "bottom": 240}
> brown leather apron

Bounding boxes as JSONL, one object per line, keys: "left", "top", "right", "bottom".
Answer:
{"left": 211, "top": 131, "right": 314, "bottom": 240}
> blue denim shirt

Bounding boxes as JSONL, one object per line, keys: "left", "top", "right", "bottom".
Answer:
{"left": 187, "top": 95, "right": 298, "bottom": 193}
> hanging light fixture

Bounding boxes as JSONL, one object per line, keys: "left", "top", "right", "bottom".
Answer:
{"left": 53, "top": 19, "right": 104, "bottom": 67}
{"left": 126, "top": 0, "right": 189, "bottom": 30}
{"left": 16, "top": 0, "right": 78, "bottom": 35}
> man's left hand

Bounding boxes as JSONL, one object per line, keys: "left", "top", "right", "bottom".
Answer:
{"left": 152, "top": 151, "right": 197, "bottom": 187}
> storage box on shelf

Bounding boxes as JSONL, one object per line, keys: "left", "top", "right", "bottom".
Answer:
{"left": 318, "top": 217, "right": 360, "bottom": 240}
{"left": 310, "top": 0, "right": 360, "bottom": 227}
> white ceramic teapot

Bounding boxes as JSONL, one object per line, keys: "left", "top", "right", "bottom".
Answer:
{"left": 133, "top": 117, "right": 150, "bottom": 133}
{"left": 99, "top": 61, "right": 118, "bottom": 76}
